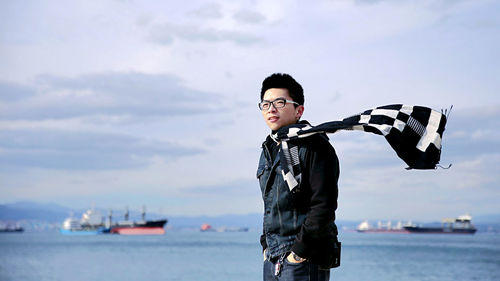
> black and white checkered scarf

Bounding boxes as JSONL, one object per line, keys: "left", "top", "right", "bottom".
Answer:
{"left": 271, "top": 104, "right": 449, "bottom": 191}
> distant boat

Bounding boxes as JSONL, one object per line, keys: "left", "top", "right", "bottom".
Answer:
{"left": 218, "top": 226, "right": 249, "bottom": 232}
{"left": 0, "top": 225, "right": 24, "bottom": 233}
{"left": 356, "top": 220, "right": 411, "bottom": 234}
{"left": 200, "top": 223, "right": 249, "bottom": 232}
{"left": 404, "top": 214, "right": 477, "bottom": 234}
{"left": 60, "top": 208, "right": 108, "bottom": 235}
{"left": 108, "top": 206, "right": 167, "bottom": 235}
{"left": 60, "top": 206, "right": 167, "bottom": 235}
{"left": 200, "top": 223, "right": 214, "bottom": 232}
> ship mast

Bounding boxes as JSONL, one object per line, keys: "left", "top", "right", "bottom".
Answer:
{"left": 141, "top": 205, "right": 146, "bottom": 221}
{"left": 124, "top": 206, "right": 129, "bottom": 221}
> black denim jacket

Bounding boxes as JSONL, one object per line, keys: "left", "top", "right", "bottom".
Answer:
{"left": 257, "top": 132, "right": 340, "bottom": 267}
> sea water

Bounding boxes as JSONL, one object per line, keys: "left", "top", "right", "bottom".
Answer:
{"left": 0, "top": 231, "right": 499, "bottom": 281}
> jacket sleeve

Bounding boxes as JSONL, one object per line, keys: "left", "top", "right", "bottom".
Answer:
{"left": 260, "top": 233, "right": 267, "bottom": 251}
{"left": 291, "top": 137, "right": 339, "bottom": 259}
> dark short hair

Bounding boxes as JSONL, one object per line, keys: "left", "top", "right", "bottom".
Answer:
{"left": 260, "top": 73, "right": 304, "bottom": 105}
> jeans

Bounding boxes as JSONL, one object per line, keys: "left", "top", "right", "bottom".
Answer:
{"left": 263, "top": 259, "right": 330, "bottom": 281}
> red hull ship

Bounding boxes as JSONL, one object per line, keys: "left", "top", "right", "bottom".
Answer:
{"left": 106, "top": 206, "right": 167, "bottom": 235}
{"left": 110, "top": 219, "right": 167, "bottom": 235}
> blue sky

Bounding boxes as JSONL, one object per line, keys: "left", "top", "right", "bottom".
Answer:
{"left": 0, "top": 0, "right": 498, "bottom": 221}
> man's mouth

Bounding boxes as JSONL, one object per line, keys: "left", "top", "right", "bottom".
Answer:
{"left": 268, "top": 116, "right": 279, "bottom": 122}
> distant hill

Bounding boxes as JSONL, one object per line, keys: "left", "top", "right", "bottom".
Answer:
{"left": 473, "top": 213, "right": 500, "bottom": 224}
{"left": 0, "top": 201, "right": 361, "bottom": 230}
{"left": 0, "top": 201, "right": 71, "bottom": 222}
{"left": 0, "top": 201, "right": 355, "bottom": 230}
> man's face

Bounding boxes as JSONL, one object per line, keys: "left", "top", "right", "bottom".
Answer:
{"left": 261, "top": 88, "right": 304, "bottom": 131}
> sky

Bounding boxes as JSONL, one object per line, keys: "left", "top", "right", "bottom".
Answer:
{"left": 0, "top": 0, "right": 499, "bottom": 221}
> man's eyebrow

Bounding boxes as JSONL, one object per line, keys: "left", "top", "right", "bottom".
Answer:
{"left": 262, "top": 97, "right": 287, "bottom": 101}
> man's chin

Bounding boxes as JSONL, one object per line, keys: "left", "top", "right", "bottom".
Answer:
{"left": 268, "top": 124, "right": 282, "bottom": 131}
{"left": 266, "top": 122, "right": 280, "bottom": 131}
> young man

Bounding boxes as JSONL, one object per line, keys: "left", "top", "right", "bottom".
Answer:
{"left": 257, "top": 73, "right": 340, "bottom": 281}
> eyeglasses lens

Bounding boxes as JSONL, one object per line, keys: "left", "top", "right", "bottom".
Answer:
{"left": 274, "top": 100, "right": 285, "bottom": 108}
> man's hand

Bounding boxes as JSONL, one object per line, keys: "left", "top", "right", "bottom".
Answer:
{"left": 287, "top": 252, "right": 306, "bottom": 264}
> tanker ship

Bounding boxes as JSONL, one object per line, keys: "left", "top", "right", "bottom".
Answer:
{"left": 403, "top": 214, "right": 477, "bottom": 234}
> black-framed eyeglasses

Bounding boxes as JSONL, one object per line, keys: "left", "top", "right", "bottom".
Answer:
{"left": 258, "top": 98, "right": 299, "bottom": 111}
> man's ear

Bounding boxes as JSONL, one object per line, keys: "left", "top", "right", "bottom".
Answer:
{"left": 296, "top": 105, "right": 304, "bottom": 120}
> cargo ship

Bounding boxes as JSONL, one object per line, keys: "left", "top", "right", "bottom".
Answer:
{"left": 403, "top": 214, "right": 477, "bottom": 234}
{"left": 60, "top": 206, "right": 167, "bottom": 235}
{"left": 357, "top": 220, "right": 411, "bottom": 233}
{"left": 109, "top": 207, "right": 167, "bottom": 235}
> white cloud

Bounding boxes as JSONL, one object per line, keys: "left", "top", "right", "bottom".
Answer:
{"left": 189, "top": 2, "right": 223, "bottom": 19}
{"left": 1, "top": 72, "right": 221, "bottom": 121}
{"left": 148, "top": 22, "right": 263, "bottom": 46}
{"left": 0, "top": 128, "right": 204, "bottom": 170}
{"left": 233, "top": 9, "right": 266, "bottom": 24}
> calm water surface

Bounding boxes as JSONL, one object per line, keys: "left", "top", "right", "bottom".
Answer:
{"left": 0, "top": 231, "right": 499, "bottom": 281}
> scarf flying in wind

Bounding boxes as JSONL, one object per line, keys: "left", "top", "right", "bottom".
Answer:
{"left": 271, "top": 104, "right": 448, "bottom": 192}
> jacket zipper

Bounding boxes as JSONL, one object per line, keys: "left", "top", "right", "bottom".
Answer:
{"left": 262, "top": 142, "right": 283, "bottom": 230}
